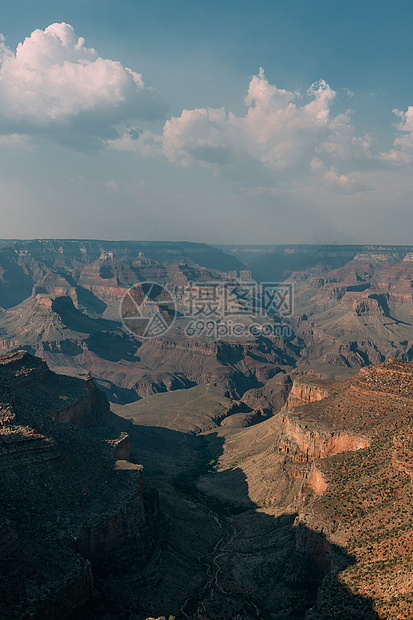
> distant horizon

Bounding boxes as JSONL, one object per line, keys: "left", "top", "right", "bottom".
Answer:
{"left": 3, "top": 238, "right": 413, "bottom": 249}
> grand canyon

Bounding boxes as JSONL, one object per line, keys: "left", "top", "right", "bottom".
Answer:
{"left": 2, "top": 239, "right": 413, "bottom": 619}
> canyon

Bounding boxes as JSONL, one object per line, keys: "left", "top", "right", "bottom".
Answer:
{"left": 2, "top": 240, "right": 413, "bottom": 619}
{"left": 2, "top": 241, "right": 413, "bottom": 407}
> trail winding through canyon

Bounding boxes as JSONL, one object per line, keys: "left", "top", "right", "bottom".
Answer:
{"left": 179, "top": 491, "right": 262, "bottom": 620}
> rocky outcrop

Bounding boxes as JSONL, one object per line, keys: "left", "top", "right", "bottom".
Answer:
{"left": 352, "top": 297, "right": 384, "bottom": 316}
{"left": 279, "top": 413, "right": 369, "bottom": 464}
{"left": 66, "top": 465, "right": 160, "bottom": 575}
{"left": 290, "top": 360, "right": 413, "bottom": 619}
{"left": 0, "top": 426, "right": 59, "bottom": 469}
{"left": 0, "top": 350, "right": 109, "bottom": 427}
{"left": 0, "top": 352, "right": 163, "bottom": 619}
{"left": 285, "top": 378, "right": 332, "bottom": 409}
{"left": 49, "top": 376, "right": 109, "bottom": 426}
{"left": 307, "top": 464, "right": 327, "bottom": 495}
{"left": 290, "top": 462, "right": 327, "bottom": 496}
{"left": 353, "top": 251, "right": 400, "bottom": 263}
{"left": 241, "top": 373, "right": 293, "bottom": 413}
{"left": 108, "top": 431, "right": 131, "bottom": 460}
{"left": 33, "top": 271, "right": 78, "bottom": 302}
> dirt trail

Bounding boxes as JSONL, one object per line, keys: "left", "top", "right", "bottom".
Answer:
{"left": 180, "top": 492, "right": 262, "bottom": 620}
{"left": 167, "top": 384, "right": 211, "bottom": 430}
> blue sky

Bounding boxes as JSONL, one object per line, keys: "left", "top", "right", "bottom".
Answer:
{"left": 1, "top": 1, "right": 413, "bottom": 243}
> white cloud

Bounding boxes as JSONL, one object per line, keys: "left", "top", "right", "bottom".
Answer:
{"left": 377, "top": 148, "right": 411, "bottom": 165}
{"left": 321, "top": 166, "right": 372, "bottom": 193}
{"left": 0, "top": 23, "right": 166, "bottom": 146}
{"left": 393, "top": 107, "right": 413, "bottom": 152}
{"left": 110, "top": 69, "right": 413, "bottom": 198}
{"left": 0, "top": 133, "right": 31, "bottom": 149}
{"left": 158, "top": 71, "right": 342, "bottom": 171}
{"left": 319, "top": 111, "right": 373, "bottom": 159}
{"left": 109, "top": 126, "right": 164, "bottom": 158}
{"left": 3, "top": 25, "right": 410, "bottom": 193}
{"left": 111, "top": 69, "right": 378, "bottom": 183}
{"left": 163, "top": 107, "right": 231, "bottom": 167}
{"left": 374, "top": 108, "right": 413, "bottom": 166}
{"left": 311, "top": 157, "right": 372, "bottom": 194}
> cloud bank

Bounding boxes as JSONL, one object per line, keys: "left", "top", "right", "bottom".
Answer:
{"left": 112, "top": 70, "right": 349, "bottom": 171}
{"left": 111, "top": 68, "right": 413, "bottom": 194}
{"left": 0, "top": 23, "right": 166, "bottom": 148}
{"left": 1, "top": 23, "right": 412, "bottom": 196}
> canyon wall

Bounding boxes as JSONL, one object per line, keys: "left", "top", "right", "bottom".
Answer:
{"left": 0, "top": 351, "right": 163, "bottom": 619}
{"left": 285, "top": 378, "right": 332, "bottom": 409}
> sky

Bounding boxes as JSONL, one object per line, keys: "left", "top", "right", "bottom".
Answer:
{"left": 1, "top": 0, "right": 413, "bottom": 244}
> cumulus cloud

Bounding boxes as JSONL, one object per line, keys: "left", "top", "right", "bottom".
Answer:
{"left": 158, "top": 71, "right": 343, "bottom": 171}
{"left": 163, "top": 107, "right": 232, "bottom": 167}
{"left": 321, "top": 166, "right": 372, "bottom": 193}
{"left": 4, "top": 27, "right": 409, "bottom": 190}
{"left": 0, "top": 23, "right": 166, "bottom": 147}
{"left": 109, "top": 126, "right": 164, "bottom": 158}
{"left": 310, "top": 157, "right": 373, "bottom": 194}
{"left": 110, "top": 68, "right": 413, "bottom": 195}
{"left": 111, "top": 69, "right": 379, "bottom": 184}
{"left": 393, "top": 107, "right": 413, "bottom": 152}
{"left": 373, "top": 108, "right": 413, "bottom": 166}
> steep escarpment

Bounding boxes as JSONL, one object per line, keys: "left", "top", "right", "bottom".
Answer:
{"left": 0, "top": 351, "right": 162, "bottom": 620}
{"left": 288, "top": 360, "right": 413, "bottom": 619}
{"left": 197, "top": 360, "right": 413, "bottom": 619}
{"left": 280, "top": 414, "right": 370, "bottom": 463}
{"left": 285, "top": 376, "right": 334, "bottom": 409}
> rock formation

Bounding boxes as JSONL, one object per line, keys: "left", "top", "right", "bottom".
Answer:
{"left": 285, "top": 376, "right": 334, "bottom": 409}
{"left": 198, "top": 358, "right": 413, "bottom": 618}
{"left": 0, "top": 351, "right": 162, "bottom": 620}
